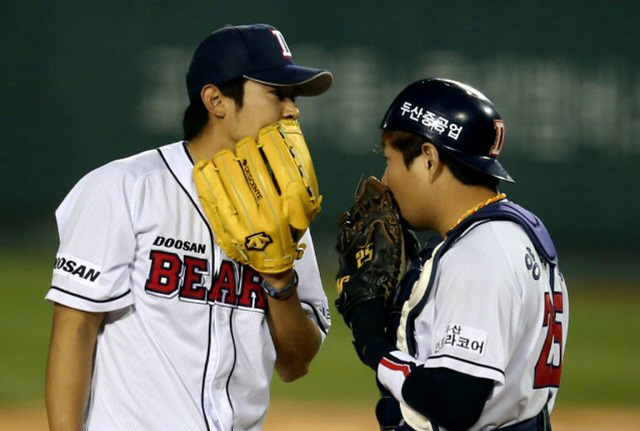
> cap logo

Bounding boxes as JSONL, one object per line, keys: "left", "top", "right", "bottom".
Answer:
{"left": 490, "top": 120, "right": 506, "bottom": 156}
{"left": 271, "top": 30, "right": 292, "bottom": 58}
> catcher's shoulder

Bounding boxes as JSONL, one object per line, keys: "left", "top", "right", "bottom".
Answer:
{"left": 446, "top": 220, "right": 536, "bottom": 271}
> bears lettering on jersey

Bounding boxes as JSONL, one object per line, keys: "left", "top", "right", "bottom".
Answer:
{"left": 145, "top": 249, "right": 267, "bottom": 311}
{"left": 208, "top": 260, "right": 265, "bottom": 309}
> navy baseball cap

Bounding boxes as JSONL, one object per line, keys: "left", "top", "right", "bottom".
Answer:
{"left": 186, "top": 24, "right": 334, "bottom": 102}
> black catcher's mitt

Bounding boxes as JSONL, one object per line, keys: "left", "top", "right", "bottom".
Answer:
{"left": 335, "top": 176, "right": 404, "bottom": 326}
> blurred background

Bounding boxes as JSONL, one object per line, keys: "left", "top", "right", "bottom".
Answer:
{"left": 2, "top": 0, "right": 639, "bottom": 429}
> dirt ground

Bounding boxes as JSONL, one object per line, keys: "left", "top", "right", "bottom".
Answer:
{"left": 2, "top": 403, "right": 638, "bottom": 430}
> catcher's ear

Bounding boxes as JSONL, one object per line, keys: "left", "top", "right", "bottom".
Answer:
{"left": 421, "top": 143, "right": 438, "bottom": 169}
{"left": 201, "top": 85, "right": 226, "bottom": 117}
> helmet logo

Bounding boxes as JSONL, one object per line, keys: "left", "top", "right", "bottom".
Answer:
{"left": 398, "top": 101, "right": 464, "bottom": 140}
{"left": 490, "top": 120, "right": 506, "bottom": 157}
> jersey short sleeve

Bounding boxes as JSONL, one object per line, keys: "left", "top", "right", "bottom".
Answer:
{"left": 294, "top": 230, "right": 332, "bottom": 341}
{"left": 423, "top": 222, "right": 527, "bottom": 386}
{"left": 46, "top": 160, "right": 141, "bottom": 312}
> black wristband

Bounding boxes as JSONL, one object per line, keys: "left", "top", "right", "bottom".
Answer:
{"left": 261, "top": 270, "right": 298, "bottom": 300}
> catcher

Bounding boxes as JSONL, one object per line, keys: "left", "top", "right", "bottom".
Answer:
{"left": 45, "top": 24, "right": 332, "bottom": 430}
{"left": 336, "top": 79, "right": 569, "bottom": 430}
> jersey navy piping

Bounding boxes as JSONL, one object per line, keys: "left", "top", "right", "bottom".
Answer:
{"left": 159, "top": 145, "right": 214, "bottom": 254}
{"left": 157, "top": 146, "right": 216, "bottom": 430}
{"left": 182, "top": 141, "right": 192, "bottom": 163}
{"left": 202, "top": 307, "right": 213, "bottom": 430}
{"left": 405, "top": 240, "right": 446, "bottom": 356}
{"left": 226, "top": 306, "right": 238, "bottom": 430}
{"left": 48, "top": 286, "right": 131, "bottom": 303}
{"left": 223, "top": 265, "right": 242, "bottom": 431}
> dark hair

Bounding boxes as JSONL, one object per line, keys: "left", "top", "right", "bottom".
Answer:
{"left": 382, "top": 130, "right": 499, "bottom": 190}
{"left": 182, "top": 77, "right": 247, "bottom": 140}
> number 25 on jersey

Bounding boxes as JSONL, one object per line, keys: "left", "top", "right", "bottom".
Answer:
{"left": 534, "top": 290, "right": 564, "bottom": 388}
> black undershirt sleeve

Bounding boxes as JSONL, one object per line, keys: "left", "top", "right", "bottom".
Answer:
{"left": 348, "top": 300, "right": 494, "bottom": 429}
{"left": 402, "top": 366, "right": 494, "bottom": 431}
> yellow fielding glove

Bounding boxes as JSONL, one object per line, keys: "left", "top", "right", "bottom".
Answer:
{"left": 194, "top": 119, "right": 322, "bottom": 274}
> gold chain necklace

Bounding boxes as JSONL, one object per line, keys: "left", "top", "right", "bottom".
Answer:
{"left": 447, "top": 193, "right": 507, "bottom": 235}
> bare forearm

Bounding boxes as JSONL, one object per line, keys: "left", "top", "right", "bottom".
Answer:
{"left": 267, "top": 290, "right": 321, "bottom": 382}
{"left": 262, "top": 270, "right": 322, "bottom": 381}
{"left": 46, "top": 305, "right": 103, "bottom": 431}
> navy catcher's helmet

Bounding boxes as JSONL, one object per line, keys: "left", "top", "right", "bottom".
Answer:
{"left": 380, "top": 78, "right": 514, "bottom": 183}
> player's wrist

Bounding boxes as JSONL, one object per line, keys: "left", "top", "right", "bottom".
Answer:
{"left": 261, "top": 270, "right": 298, "bottom": 300}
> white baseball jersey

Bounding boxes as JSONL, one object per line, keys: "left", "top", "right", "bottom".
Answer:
{"left": 46, "top": 142, "right": 331, "bottom": 430}
{"left": 378, "top": 213, "right": 569, "bottom": 430}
